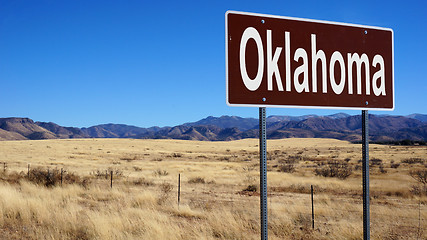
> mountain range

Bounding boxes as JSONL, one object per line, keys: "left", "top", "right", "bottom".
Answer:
{"left": 0, "top": 113, "right": 426, "bottom": 142}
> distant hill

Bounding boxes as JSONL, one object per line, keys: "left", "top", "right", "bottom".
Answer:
{"left": 0, "top": 128, "right": 27, "bottom": 140}
{"left": 0, "top": 113, "right": 426, "bottom": 142}
{"left": 407, "top": 113, "right": 427, "bottom": 122}
{"left": 0, "top": 118, "right": 56, "bottom": 140}
{"left": 80, "top": 124, "right": 161, "bottom": 138}
{"left": 183, "top": 115, "right": 258, "bottom": 131}
{"left": 88, "top": 124, "right": 162, "bottom": 138}
{"left": 266, "top": 113, "right": 350, "bottom": 123}
{"left": 36, "top": 122, "right": 89, "bottom": 139}
{"left": 266, "top": 114, "right": 318, "bottom": 123}
{"left": 264, "top": 115, "right": 425, "bottom": 142}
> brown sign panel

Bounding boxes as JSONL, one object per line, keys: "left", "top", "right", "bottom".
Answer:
{"left": 226, "top": 11, "right": 394, "bottom": 110}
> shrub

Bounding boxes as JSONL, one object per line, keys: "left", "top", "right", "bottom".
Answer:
{"left": 80, "top": 176, "right": 92, "bottom": 189}
{"left": 91, "top": 169, "right": 109, "bottom": 179}
{"left": 188, "top": 177, "right": 205, "bottom": 184}
{"left": 28, "top": 168, "right": 56, "bottom": 186}
{"left": 314, "top": 160, "right": 352, "bottom": 179}
{"left": 157, "top": 182, "right": 173, "bottom": 205}
{"left": 28, "top": 168, "right": 80, "bottom": 187}
{"left": 160, "top": 182, "right": 173, "bottom": 194}
{"left": 402, "top": 158, "right": 424, "bottom": 164}
{"left": 132, "top": 177, "right": 154, "bottom": 186}
{"left": 370, "top": 158, "right": 383, "bottom": 166}
{"left": 286, "top": 155, "right": 303, "bottom": 163}
{"left": 410, "top": 185, "right": 427, "bottom": 196}
{"left": 279, "top": 164, "right": 295, "bottom": 173}
{"left": 153, "top": 169, "right": 169, "bottom": 177}
{"left": 409, "top": 169, "right": 427, "bottom": 185}
{"left": 0, "top": 171, "right": 25, "bottom": 184}
{"left": 243, "top": 184, "right": 257, "bottom": 192}
{"left": 62, "top": 170, "right": 81, "bottom": 184}
{"left": 390, "top": 163, "right": 400, "bottom": 168}
{"left": 379, "top": 164, "right": 387, "bottom": 174}
{"left": 133, "top": 166, "right": 143, "bottom": 171}
{"left": 91, "top": 168, "right": 122, "bottom": 179}
{"left": 120, "top": 155, "right": 139, "bottom": 161}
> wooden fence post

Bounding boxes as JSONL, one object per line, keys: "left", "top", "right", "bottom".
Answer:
{"left": 178, "top": 173, "right": 181, "bottom": 207}
{"left": 110, "top": 171, "right": 113, "bottom": 188}
{"left": 311, "top": 185, "right": 315, "bottom": 229}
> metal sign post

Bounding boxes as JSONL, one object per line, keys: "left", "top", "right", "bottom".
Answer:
{"left": 362, "top": 110, "right": 370, "bottom": 240}
{"left": 259, "top": 107, "right": 268, "bottom": 240}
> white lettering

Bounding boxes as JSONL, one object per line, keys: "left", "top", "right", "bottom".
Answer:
{"left": 267, "top": 30, "right": 284, "bottom": 91}
{"left": 347, "top": 53, "right": 370, "bottom": 95}
{"left": 239, "top": 27, "right": 264, "bottom": 91}
{"left": 237, "top": 28, "right": 387, "bottom": 99}
{"left": 372, "top": 55, "right": 386, "bottom": 96}
{"left": 330, "top": 51, "right": 346, "bottom": 94}
{"left": 311, "top": 34, "right": 327, "bottom": 93}
{"left": 294, "top": 48, "right": 309, "bottom": 93}
{"left": 285, "top": 31, "right": 291, "bottom": 92}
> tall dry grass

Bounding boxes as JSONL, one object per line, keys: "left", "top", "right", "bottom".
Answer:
{"left": 0, "top": 138, "right": 425, "bottom": 239}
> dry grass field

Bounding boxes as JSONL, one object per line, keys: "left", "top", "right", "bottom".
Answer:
{"left": 0, "top": 138, "right": 426, "bottom": 239}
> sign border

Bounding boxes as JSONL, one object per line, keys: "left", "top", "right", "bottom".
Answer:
{"left": 225, "top": 10, "right": 394, "bottom": 111}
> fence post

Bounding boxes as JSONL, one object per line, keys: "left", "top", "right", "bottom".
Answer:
{"left": 178, "top": 173, "right": 181, "bottom": 207}
{"left": 61, "top": 168, "right": 63, "bottom": 186}
{"left": 110, "top": 171, "right": 113, "bottom": 188}
{"left": 311, "top": 185, "right": 315, "bottom": 229}
{"left": 417, "top": 200, "right": 421, "bottom": 239}
{"left": 27, "top": 164, "right": 30, "bottom": 178}
{"left": 3, "top": 162, "right": 6, "bottom": 173}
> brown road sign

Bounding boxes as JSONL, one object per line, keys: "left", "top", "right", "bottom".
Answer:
{"left": 226, "top": 11, "right": 394, "bottom": 110}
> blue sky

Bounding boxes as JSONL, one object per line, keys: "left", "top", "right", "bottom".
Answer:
{"left": 1, "top": 0, "right": 426, "bottom": 127}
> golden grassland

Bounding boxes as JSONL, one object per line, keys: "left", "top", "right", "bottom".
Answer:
{"left": 0, "top": 138, "right": 426, "bottom": 239}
